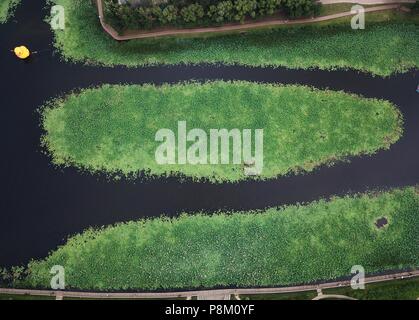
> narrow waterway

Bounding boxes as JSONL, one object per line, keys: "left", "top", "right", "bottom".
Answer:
{"left": 0, "top": 0, "right": 417, "bottom": 267}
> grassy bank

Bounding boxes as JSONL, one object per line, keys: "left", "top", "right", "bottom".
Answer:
{"left": 323, "top": 277, "right": 419, "bottom": 300}
{"left": 20, "top": 187, "right": 419, "bottom": 290}
{"left": 49, "top": 0, "right": 419, "bottom": 75}
{"left": 240, "top": 291, "right": 318, "bottom": 300}
{"left": 0, "top": 0, "right": 20, "bottom": 23}
{"left": 41, "top": 82, "right": 402, "bottom": 182}
{"left": 240, "top": 277, "right": 419, "bottom": 300}
{"left": 0, "top": 294, "right": 54, "bottom": 300}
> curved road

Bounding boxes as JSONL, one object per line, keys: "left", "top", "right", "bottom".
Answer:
{"left": 0, "top": 0, "right": 417, "bottom": 267}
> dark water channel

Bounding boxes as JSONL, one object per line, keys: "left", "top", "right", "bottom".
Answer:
{"left": 0, "top": 0, "right": 417, "bottom": 266}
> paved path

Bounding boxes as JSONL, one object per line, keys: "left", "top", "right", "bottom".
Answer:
{"left": 312, "top": 294, "right": 357, "bottom": 300}
{"left": 198, "top": 294, "right": 231, "bottom": 300}
{"left": 96, "top": 0, "right": 411, "bottom": 40}
{"left": 0, "top": 270, "right": 417, "bottom": 300}
{"left": 313, "top": 287, "right": 357, "bottom": 300}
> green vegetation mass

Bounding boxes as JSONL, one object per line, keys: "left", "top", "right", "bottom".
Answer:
{"left": 104, "top": 0, "right": 320, "bottom": 31}
{"left": 41, "top": 81, "right": 402, "bottom": 182}
{"left": 20, "top": 187, "right": 419, "bottom": 290}
{"left": 0, "top": 0, "right": 20, "bottom": 23}
{"left": 240, "top": 290, "right": 317, "bottom": 300}
{"left": 240, "top": 277, "right": 419, "bottom": 300}
{"left": 50, "top": 0, "right": 419, "bottom": 76}
{"left": 323, "top": 277, "right": 419, "bottom": 300}
{"left": 0, "top": 294, "right": 54, "bottom": 300}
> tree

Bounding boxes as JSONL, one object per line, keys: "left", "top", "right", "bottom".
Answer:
{"left": 208, "top": 1, "right": 234, "bottom": 23}
{"left": 412, "top": 0, "right": 419, "bottom": 13}
{"left": 136, "top": 7, "right": 157, "bottom": 29}
{"left": 257, "top": 0, "right": 281, "bottom": 16}
{"left": 104, "top": 0, "right": 129, "bottom": 31}
{"left": 10, "top": 266, "right": 25, "bottom": 283}
{"left": 233, "top": 0, "right": 258, "bottom": 22}
{"left": 119, "top": 4, "right": 142, "bottom": 29}
{"left": 181, "top": 3, "right": 205, "bottom": 23}
{"left": 161, "top": 5, "right": 179, "bottom": 24}
{"left": 282, "top": 0, "right": 320, "bottom": 18}
{"left": 0, "top": 268, "right": 11, "bottom": 284}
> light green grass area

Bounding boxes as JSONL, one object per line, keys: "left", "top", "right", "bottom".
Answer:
{"left": 41, "top": 81, "right": 402, "bottom": 182}
{"left": 239, "top": 277, "right": 419, "bottom": 300}
{"left": 240, "top": 290, "right": 317, "bottom": 300}
{"left": 2, "top": 278, "right": 416, "bottom": 299}
{"left": 0, "top": 0, "right": 20, "bottom": 23}
{"left": 318, "top": 3, "right": 372, "bottom": 16}
{"left": 323, "top": 277, "right": 419, "bottom": 300}
{"left": 20, "top": 187, "right": 419, "bottom": 291}
{"left": 50, "top": 0, "right": 419, "bottom": 76}
{"left": 0, "top": 294, "right": 184, "bottom": 300}
{"left": 0, "top": 294, "right": 54, "bottom": 300}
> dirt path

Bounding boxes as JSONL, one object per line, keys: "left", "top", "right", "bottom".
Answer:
{"left": 1, "top": 270, "right": 417, "bottom": 300}
{"left": 96, "top": 0, "right": 410, "bottom": 40}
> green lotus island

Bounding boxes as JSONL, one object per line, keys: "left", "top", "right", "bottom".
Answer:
{"left": 0, "top": 0, "right": 20, "bottom": 23}
{"left": 41, "top": 81, "right": 402, "bottom": 182}
{"left": 51, "top": 0, "right": 419, "bottom": 76}
{"left": 20, "top": 187, "right": 418, "bottom": 291}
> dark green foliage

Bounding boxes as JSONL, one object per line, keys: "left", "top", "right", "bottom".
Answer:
{"left": 104, "top": 0, "right": 317, "bottom": 30}
{"left": 0, "top": 0, "right": 21, "bottom": 23}
{"left": 282, "top": 0, "right": 320, "bottom": 18}
{"left": 324, "top": 278, "right": 419, "bottom": 300}
{"left": 180, "top": 3, "right": 205, "bottom": 23}
{"left": 208, "top": 1, "right": 234, "bottom": 23}
{"left": 21, "top": 187, "right": 419, "bottom": 290}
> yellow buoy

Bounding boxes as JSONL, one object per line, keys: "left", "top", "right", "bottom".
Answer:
{"left": 13, "top": 46, "right": 31, "bottom": 59}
